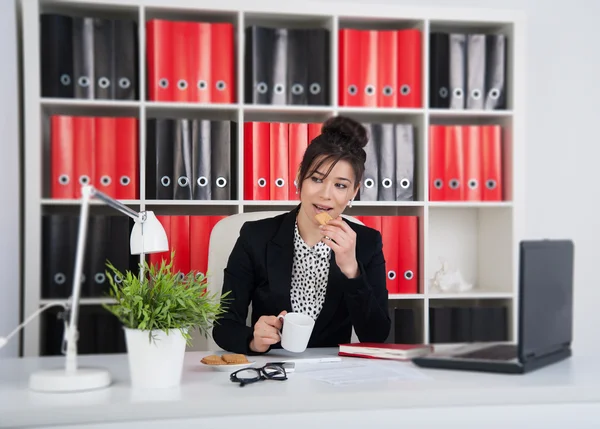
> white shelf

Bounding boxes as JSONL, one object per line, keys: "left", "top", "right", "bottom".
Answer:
{"left": 20, "top": 0, "right": 526, "bottom": 356}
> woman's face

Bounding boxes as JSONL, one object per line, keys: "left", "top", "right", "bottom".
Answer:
{"left": 298, "top": 157, "right": 358, "bottom": 227}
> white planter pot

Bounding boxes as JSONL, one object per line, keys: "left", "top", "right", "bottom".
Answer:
{"left": 124, "top": 327, "right": 187, "bottom": 389}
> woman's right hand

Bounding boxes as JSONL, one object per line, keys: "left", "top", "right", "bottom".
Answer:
{"left": 249, "top": 311, "right": 287, "bottom": 353}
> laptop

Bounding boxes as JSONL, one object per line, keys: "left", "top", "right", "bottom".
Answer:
{"left": 412, "top": 239, "right": 574, "bottom": 374}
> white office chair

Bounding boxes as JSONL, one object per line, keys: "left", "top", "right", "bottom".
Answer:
{"left": 187, "top": 211, "right": 361, "bottom": 351}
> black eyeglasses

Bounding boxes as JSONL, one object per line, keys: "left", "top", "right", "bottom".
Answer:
{"left": 230, "top": 363, "right": 288, "bottom": 387}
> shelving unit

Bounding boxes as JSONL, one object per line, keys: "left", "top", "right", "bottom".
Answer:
{"left": 20, "top": 0, "right": 525, "bottom": 356}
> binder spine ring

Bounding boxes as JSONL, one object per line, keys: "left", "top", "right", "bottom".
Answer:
{"left": 291, "top": 84, "right": 304, "bottom": 95}
{"left": 468, "top": 179, "right": 478, "bottom": 189}
{"left": 382, "top": 178, "right": 392, "bottom": 188}
{"left": 60, "top": 74, "right": 71, "bottom": 86}
{"left": 439, "top": 87, "right": 448, "bottom": 98}
{"left": 274, "top": 83, "right": 284, "bottom": 94}
{"left": 198, "top": 80, "right": 208, "bottom": 90}
{"left": 177, "top": 79, "right": 188, "bottom": 90}
{"left": 434, "top": 179, "right": 443, "bottom": 189}
{"left": 159, "top": 78, "right": 169, "bottom": 88}
{"left": 383, "top": 85, "right": 393, "bottom": 96}
{"left": 404, "top": 270, "right": 414, "bottom": 280}
{"left": 114, "top": 274, "right": 123, "bottom": 284}
{"left": 471, "top": 89, "right": 481, "bottom": 99}
{"left": 275, "top": 178, "right": 285, "bottom": 188}
{"left": 98, "top": 77, "right": 110, "bottom": 89}
{"left": 216, "top": 80, "right": 226, "bottom": 91}
{"left": 365, "top": 84, "right": 375, "bottom": 96}
{"left": 100, "top": 175, "right": 111, "bottom": 186}
{"left": 79, "top": 175, "right": 90, "bottom": 185}
{"left": 54, "top": 273, "right": 66, "bottom": 285}
{"left": 177, "top": 176, "right": 190, "bottom": 187}
{"left": 347, "top": 84, "right": 357, "bottom": 95}
{"left": 400, "top": 178, "right": 410, "bottom": 189}
{"left": 387, "top": 270, "right": 396, "bottom": 280}
{"left": 486, "top": 179, "right": 497, "bottom": 190}
{"left": 94, "top": 273, "right": 106, "bottom": 284}
{"left": 78, "top": 76, "right": 91, "bottom": 87}
{"left": 58, "top": 174, "right": 70, "bottom": 185}
{"left": 197, "top": 176, "right": 208, "bottom": 187}
{"left": 256, "top": 82, "right": 268, "bottom": 94}
{"left": 310, "top": 83, "right": 321, "bottom": 94}
{"left": 119, "top": 78, "right": 130, "bottom": 89}
{"left": 400, "top": 84, "right": 411, "bottom": 95}
{"left": 120, "top": 176, "right": 131, "bottom": 186}
{"left": 452, "top": 88, "right": 463, "bottom": 99}
{"left": 258, "top": 178, "right": 267, "bottom": 187}
{"left": 160, "top": 176, "right": 171, "bottom": 187}
{"left": 489, "top": 88, "right": 500, "bottom": 99}
{"left": 449, "top": 179, "right": 460, "bottom": 189}
{"left": 216, "top": 177, "right": 227, "bottom": 188}
{"left": 364, "top": 178, "right": 375, "bottom": 188}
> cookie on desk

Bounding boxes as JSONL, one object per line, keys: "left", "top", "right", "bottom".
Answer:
{"left": 222, "top": 354, "right": 249, "bottom": 364}
{"left": 201, "top": 354, "right": 226, "bottom": 365}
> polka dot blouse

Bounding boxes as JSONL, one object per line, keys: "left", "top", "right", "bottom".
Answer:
{"left": 290, "top": 220, "right": 331, "bottom": 320}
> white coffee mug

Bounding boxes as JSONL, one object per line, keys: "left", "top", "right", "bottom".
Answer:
{"left": 277, "top": 312, "right": 315, "bottom": 353}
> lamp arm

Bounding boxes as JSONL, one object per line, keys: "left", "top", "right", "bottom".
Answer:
{"left": 88, "top": 186, "right": 143, "bottom": 222}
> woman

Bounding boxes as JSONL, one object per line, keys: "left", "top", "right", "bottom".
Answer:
{"left": 212, "top": 116, "right": 390, "bottom": 354}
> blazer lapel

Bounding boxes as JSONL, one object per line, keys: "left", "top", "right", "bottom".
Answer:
{"left": 265, "top": 206, "right": 299, "bottom": 312}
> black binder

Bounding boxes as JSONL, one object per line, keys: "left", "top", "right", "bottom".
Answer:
{"left": 306, "top": 28, "right": 330, "bottom": 105}
{"left": 84, "top": 215, "right": 111, "bottom": 297}
{"left": 271, "top": 28, "right": 289, "bottom": 105}
{"left": 40, "top": 14, "right": 74, "bottom": 98}
{"left": 192, "top": 119, "right": 212, "bottom": 200}
{"left": 210, "top": 121, "right": 235, "bottom": 200}
{"left": 287, "top": 29, "right": 308, "bottom": 105}
{"left": 173, "top": 119, "right": 193, "bottom": 200}
{"left": 428, "top": 32, "right": 449, "bottom": 108}
{"left": 113, "top": 19, "right": 138, "bottom": 100}
{"left": 72, "top": 17, "right": 95, "bottom": 99}
{"left": 359, "top": 123, "right": 378, "bottom": 201}
{"left": 42, "top": 214, "right": 78, "bottom": 299}
{"left": 93, "top": 18, "right": 114, "bottom": 100}
{"left": 146, "top": 119, "right": 175, "bottom": 200}
{"left": 484, "top": 34, "right": 507, "bottom": 110}
{"left": 245, "top": 26, "right": 275, "bottom": 104}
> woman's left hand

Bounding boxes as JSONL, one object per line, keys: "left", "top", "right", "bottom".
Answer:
{"left": 320, "top": 217, "right": 359, "bottom": 278}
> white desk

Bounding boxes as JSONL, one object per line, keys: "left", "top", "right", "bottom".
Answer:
{"left": 1, "top": 348, "right": 599, "bottom": 428}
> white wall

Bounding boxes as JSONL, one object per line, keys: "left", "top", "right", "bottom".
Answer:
{"left": 0, "top": 0, "right": 20, "bottom": 358}
{"left": 1, "top": 0, "right": 598, "bottom": 357}
{"left": 323, "top": 0, "right": 600, "bottom": 355}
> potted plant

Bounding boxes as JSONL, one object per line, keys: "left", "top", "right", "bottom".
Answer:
{"left": 102, "top": 251, "right": 229, "bottom": 389}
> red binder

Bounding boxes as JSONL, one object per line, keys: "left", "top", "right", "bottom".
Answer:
{"left": 428, "top": 125, "right": 446, "bottom": 201}
{"left": 211, "top": 23, "right": 235, "bottom": 103}
{"left": 170, "top": 215, "right": 190, "bottom": 277}
{"left": 189, "top": 215, "right": 212, "bottom": 281}
{"left": 381, "top": 216, "right": 400, "bottom": 294}
{"left": 358, "top": 215, "right": 382, "bottom": 235}
{"left": 359, "top": 30, "right": 378, "bottom": 107}
{"left": 377, "top": 30, "right": 397, "bottom": 107}
{"left": 270, "top": 122, "right": 289, "bottom": 200}
{"left": 444, "top": 125, "right": 464, "bottom": 201}
{"left": 462, "top": 125, "right": 482, "bottom": 201}
{"left": 146, "top": 19, "right": 174, "bottom": 101}
{"left": 243, "top": 122, "right": 270, "bottom": 200}
{"left": 288, "top": 122, "right": 308, "bottom": 199}
{"left": 73, "top": 116, "right": 95, "bottom": 198}
{"left": 481, "top": 125, "right": 503, "bottom": 201}
{"left": 172, "top": 21, "right": 192, "bottom": 102}
{"left": 338, "top": 29, "right": 361, "bottom": 106}
{"left": 50, "top": 115, "right": 74, "bottom": 199}
{"left": 396, "top": 29, "right": 422, "bottom": 108}
{"left": 115, "top": 117, "right": 138, "bottom": 200}
{"left": 308, "top": 122, "right": 321, "bottom": 143}
{"left": 397, "top": 216, "right": 418, "bottom": 294}
{"left": 148, "top": 215, "right": 171, "bottom": 269}
{"left": 94, "top": 117, "right": 116, "bottom": 198}
{"left": 189, "top": 22, "right": 211, "bottom": 103}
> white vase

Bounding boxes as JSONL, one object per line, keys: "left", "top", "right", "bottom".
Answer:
{"left": 124, "top": 327, "right": 187, "bottom": 389}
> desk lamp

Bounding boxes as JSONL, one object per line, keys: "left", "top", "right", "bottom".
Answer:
{"left": 0, "top": 184, "right": 168, "bottom": 392}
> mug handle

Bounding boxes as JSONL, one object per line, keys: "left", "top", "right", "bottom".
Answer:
{"left": 277, "top": 314, "right": 286, "bottom": 340}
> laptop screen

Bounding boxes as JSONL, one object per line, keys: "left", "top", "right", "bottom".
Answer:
{"left": 519, "top": 240, "right": 574, "bottom": 360}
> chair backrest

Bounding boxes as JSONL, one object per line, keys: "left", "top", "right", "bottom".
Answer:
{"left": 190, "top": 211, "right": 362, "bottom": 351}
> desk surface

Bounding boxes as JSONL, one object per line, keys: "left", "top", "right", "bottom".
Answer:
{"left": 1, "top": 348, "right": 598, "bottom": 428}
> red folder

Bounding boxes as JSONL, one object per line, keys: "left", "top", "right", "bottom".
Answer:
{"left": 211, "top": 23, "right": 235, "bottom": 103}
{"left": 148, "top": 215, "right": 171, "bottom": 269}
{"left": 339, "top": 342, "right": 432, "bottom": 361}
{"left": 462, "top": 125, "right": 482, "bottom": 201}
{"left": 377, "top": 30, "right": 397, "bottom": 107}
{"left": 172, "top": 21, "right": 192, "bottom": 102}
{"left": 73, "top": 116, "right": 95, "bottom": 197}
{"left": 170, "top": 215, "right": 190, "bottom": 277}
{"left": 189, "top": 22, "right": 211, "bottom": 103}
{"left": 338, "top": 29, "right": 361, "bottom": 106}
{"left": 50, "top": 115, "right": 74, "bottom": 199}
{"left": 115, "top": 117, "right": 138, "bottom": 200}
{"left": 381, "top": 216, "right": 400, "bottom": 294}
{"left": 189, "top": 215, "right": 212, "bottom": 281}
{"left": 428, "top": 125, "right": 446, "bottom": 201}
{"left": 396, "top": 29, "right": 422, "bottom": 108}
{"left": 146, "top": 19, "right": 174, "bottom": 102}
{"left": 94, "top": 117, "right": 116, "bottom": 198}
{"left": 243, "top": 122, "right": 270, "bottom": 200}
{"left": 308, "top": 122, "right": 321, "bottom": 143}
{"left": 288, "top": 123, "right": 308, "bottom": 199}
{"left": 481, "top": 125, "right": 503, "bottom": 201}
{"left": 444, "top": 125, "right": 464, "bottom": 201}
{"left": 359, "top": 30, "right": 378, "bottom": 107}
{"left": 397, "top": 216, "right": 418, "bottom": 294}
{"left": 270, "top": 122, "right": 289, "bottom": 200}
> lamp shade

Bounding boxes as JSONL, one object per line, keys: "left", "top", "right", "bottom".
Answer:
{"left": 130, "top": 211, "right": 169, "bottom": 255}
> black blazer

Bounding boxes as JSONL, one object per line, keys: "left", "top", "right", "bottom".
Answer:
{"left": 212, "top": 206, "right": 391, "bottom": 354}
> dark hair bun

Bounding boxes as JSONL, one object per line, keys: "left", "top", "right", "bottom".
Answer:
{"left": 321, "top": 116, "right": 368, "bottom": 149}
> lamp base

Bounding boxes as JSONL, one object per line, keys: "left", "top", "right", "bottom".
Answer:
{"left": 29, "top": 367, "right": 111, "bottom": 392}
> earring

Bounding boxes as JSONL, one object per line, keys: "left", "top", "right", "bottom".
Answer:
{"left": 348, "top": 199, "right": 353, "bottom": 208}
